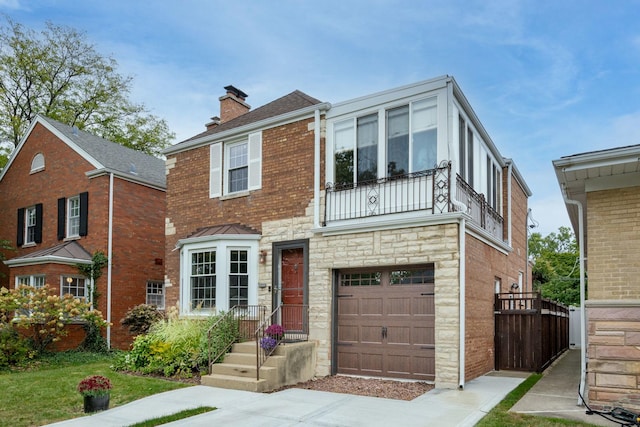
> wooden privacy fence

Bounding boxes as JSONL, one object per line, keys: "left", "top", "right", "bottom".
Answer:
{"left": 494, "top": 292, "right": 569, "bottom": 372}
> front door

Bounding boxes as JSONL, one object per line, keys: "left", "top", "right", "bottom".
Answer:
{"left": 279, "top": 247, "right": 305, "bottom": 332}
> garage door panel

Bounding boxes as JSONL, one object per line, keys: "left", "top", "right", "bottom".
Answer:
{"left": 337, "top": 348, "right": 359, "bottom": 374}
{"left": 361, "top": 297, "right": 383, "bottom": 315}
{"left": 361, "top": 326, "right": 383, "bottom": 344}
{"left": 413, "top": 296, "right": 434, "bottom": 315}
{"left": 387, "top": 326, "right": 410, "bottom": 345}
{"left": 338, "top": 325, "right": 359, "bottom": 343}
{"left": 338, "top": 298, "right": 358, "bottom": 315}
{"left": 412, "top": 325, "right": 434, "bottom": 345}
{"left": 387, "top": 297, "right": 411, "bottom": 315}
{"left": 361, "top": 352, "right": 383, "bottom": 374}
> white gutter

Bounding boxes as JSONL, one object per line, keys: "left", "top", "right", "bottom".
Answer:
{"left": 446, "top": 79, "right": 468, "bottom": 389}
{"left": 314, "top": 108, "right": 322, "bottom": 229}
{"left": 561, "top": 184, "right": 586, "bottom": 406}
{"left": 107, "top": 172, "right": 114, "bottom": 349}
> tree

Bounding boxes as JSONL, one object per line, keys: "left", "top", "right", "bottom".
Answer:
{"left": 0, "top": 17, "right": 174, "bottom": 167}
{"left": 529, "top": 226, "right": 581, "bottom": 306}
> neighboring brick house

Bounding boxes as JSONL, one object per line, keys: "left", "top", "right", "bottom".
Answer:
{"left": 0, "top": 115, "right": 166, "bottom": 349}
{"left": 554, "top": 145, "right": 640, "bottom": 411}
{"left": 164, "top": 77, "right": 531, "bottom": 389}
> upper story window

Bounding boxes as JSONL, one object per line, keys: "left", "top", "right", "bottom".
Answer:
{"left": 57, "top": 192, "right": 88, "bottom": 240}
{"left": 332, "top": 97, "right": 437, "bottom": 186}
{"left": 30, "top": 153, "right": 45, "bottom": 173}
{"left": 458, "top": 115, "right": 475, "bottom": 187}
{"left": 487, "top": 156, "right": 501, "bottom": 211}
{"left": 17, "top": 204, "right": 42, "bottom": 247}
{"left": 210, "top": 131, "right": 262, "bottom": 198}
{"left": 67, "top": 196, "right": 80, "bottom": 237}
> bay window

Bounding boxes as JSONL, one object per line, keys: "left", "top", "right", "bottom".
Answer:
{"left": 190, "top": 250, "right": 216, "bottom": 310}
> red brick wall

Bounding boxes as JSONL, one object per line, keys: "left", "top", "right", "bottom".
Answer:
{"left": 464, "top": 168, "right": 529, "bottom": 381}
{"left": 165, "top": 117, "right": 322, "bottom": 308}
{"left": 0, "top": 121, "right": 165, "bottom": 350}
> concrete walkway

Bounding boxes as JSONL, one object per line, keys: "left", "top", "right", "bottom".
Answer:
{"left": 48, "top": 374, "right": 525, "bottom": 427}
{"left": 510, "top": 349, "right": 617, "bottom": 426}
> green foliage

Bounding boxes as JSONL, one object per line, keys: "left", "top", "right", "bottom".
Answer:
{"left": 128, "top": 407, "right": 216, "bottom": 427}
{"left": 0, "top": 352, "right": 187, "bottom": 427}
{"left": 76, "top": 251, "right": 108, "bottom": 306}
{"left": 529, "top": 226, "right": 581, "bottom": 306}
{"left": 0, "top": 17, "right": 174, "bottom": 155}
{"left": 78, "top": 322, "right": 109, "bottom": 353}
{"left": 113, "top": 312, "right": 239, "bottom": 378}
{"left": 0, "top": 285, "right": 109, "bottom": 354}
{"left": 121, "top": 304, "right": 165, "bottom": 335}
{"left": 0, "top": 324, "right": 34, "bottom": 368}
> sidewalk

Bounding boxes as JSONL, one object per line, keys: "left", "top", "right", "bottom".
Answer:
{"left": 47, "top": 374, "right": 526, "bottom": 427}
{"left": 510, "top": 349, "right": 617, "bottom": 426}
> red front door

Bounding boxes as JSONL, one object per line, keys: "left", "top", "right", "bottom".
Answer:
{"left": 280, "top": 248, "right": 304, "bottom": 331}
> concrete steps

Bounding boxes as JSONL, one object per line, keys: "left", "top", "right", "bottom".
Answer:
{"left": 201, "top": 340, "right": 316, "bottom": 393}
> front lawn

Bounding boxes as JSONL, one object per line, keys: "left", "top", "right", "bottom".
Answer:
{"left": 0, "top": 352, "right": 189, "bottom": 427}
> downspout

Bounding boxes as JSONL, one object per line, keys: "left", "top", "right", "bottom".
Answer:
{"left": 106, "top": 172, "right": 114, "bottom": 349}
{"left": 561, "top": 185, "right": 586, "bottom": 406}
{"left": 446, "top": 79, "right": 468, "bottom": 390}
{"left": 314, "top": 108, "right": 321, "bottom": 229}
{"left": 507, "top": 161, "right": 513, "bottom": 247}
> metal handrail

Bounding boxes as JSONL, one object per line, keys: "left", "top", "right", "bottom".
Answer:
{"left": 207, "top": 305, "right": 266, "bottom": 373}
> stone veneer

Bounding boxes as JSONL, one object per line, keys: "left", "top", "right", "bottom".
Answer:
{"left": 258, "top": 198, "right": 461, "bottom": 388}
{"left": 587, "top": 302, "right": 640, "bottom": 411}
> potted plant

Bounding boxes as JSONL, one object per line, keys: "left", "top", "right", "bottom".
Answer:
{"left": 265, "top": 324, "right": 285, "bottom": 340}
{"left": 77, "top": 375, "right": 112, "bottom": 413}
{"left": 260, "top": 336, "right": 278, "bottom": 352}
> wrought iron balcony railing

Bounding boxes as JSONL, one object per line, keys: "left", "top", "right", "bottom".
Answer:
{"left": 324, "top": 162, "right": 504, "bottom": 241}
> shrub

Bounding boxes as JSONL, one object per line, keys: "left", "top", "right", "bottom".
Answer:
{"left": 121, "top": 304, "right": 164, "bottom": 335}
{"left": 0, "top": 285, "right": 109, "bottom": 354}
{"left": 0, "top": 324, "right": 33, "bottom": 368}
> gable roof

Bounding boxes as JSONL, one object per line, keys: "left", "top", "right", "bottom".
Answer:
{"left": 4, "top": 241, "right": 92, "bottom": 267}
{"left": 165, "top": 90, "right": 327, "bottom": 155}
{"left": 0, "top": 115, "right": 166, "bottom": 189}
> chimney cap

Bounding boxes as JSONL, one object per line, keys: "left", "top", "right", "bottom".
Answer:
{"left": 224, "top": 85, "right": 248, "bottom": 99}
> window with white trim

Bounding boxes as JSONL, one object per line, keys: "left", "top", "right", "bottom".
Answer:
{"left": 229, "top": 250, "right": 248, "bottom": 307}
{"left": 180, "top": 238, "right": 258, "bottom": 314}
{"left": 146, "top": 281, "right": 165, "bottom": 309}
{"left": 61, "top": 276, "right": 88, "bottom": 301}
{"left": 16, "top": 275, "right": 45, "bottom": 289}
{"left": 67, "top": 196, "right": 80, "bottom": 237}
{"left": 332, "top": 97, "right": 437, "bottom": 185}
{"left": 190, "top": 250, "right": 216, "bottom": 310}
{"left": 25, "top": 206, "right": 37, "bottom": 244}
{"left": 209, "top": 131, "right": 262, "bottom": 198}
{"left": 30, "top": 153, "right": 45, "bottom": 173}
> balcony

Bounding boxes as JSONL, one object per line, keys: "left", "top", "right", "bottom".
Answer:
{"left": 324, "top": 163, "right": 503, "bottom": 241}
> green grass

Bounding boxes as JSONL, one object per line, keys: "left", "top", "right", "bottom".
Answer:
{"left": 0, "top": 351, "right": 190, "bottom": 427}
{"left": 127, "top": 406, "right": 216, "bottom": 427}
{"left": 477, "top": 374, "right": 600, "bottom": 427}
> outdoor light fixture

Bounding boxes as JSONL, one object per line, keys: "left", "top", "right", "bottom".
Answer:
{"left": 511, "top": 282, "right": 519, "bottom": 290}
{"left": 259, "top": 251, "right": 267, "bottom": 264}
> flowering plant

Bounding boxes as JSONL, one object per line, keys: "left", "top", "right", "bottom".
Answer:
{"left": 77, "top": 375, "right": 112, "bottom": 397}
{"left": 265, "top": 324, "right": 285, "bottom": 339}
{"left": 260, "top": 336, "right": 277, "bottom": 352}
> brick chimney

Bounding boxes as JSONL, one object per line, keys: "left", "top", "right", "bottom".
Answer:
{"left": 219, "top": 85, "right": 250, "bottom": 123}
{"left": 205, "top": 116, "right": 220, "bottom": 131}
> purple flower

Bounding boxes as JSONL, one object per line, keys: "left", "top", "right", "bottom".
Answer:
{"left": 260, "top": 336, "right": 277, "bottom": 351}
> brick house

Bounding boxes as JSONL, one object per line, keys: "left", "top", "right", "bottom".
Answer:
{"left": 164, "top": 77, "right": 531, "bottom": 389}
{"left": 0, "top": 115, "right": 166, "bottom": 349}
{"left": 554, "top": 145, "right": 640, "bottom": 410}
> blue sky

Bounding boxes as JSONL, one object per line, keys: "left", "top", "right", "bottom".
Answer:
{"left": 2, "top": 0, "right": 640, "bottom": 236}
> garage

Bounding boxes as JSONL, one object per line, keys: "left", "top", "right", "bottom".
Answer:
{"left": 336, "top": 265, "right": 435, "bottom": 381}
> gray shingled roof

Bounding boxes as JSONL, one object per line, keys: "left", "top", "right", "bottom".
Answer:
{"left": 40, "top": 116, "right": 166, "bottom": 188}
{"left": 179, "top": 90, "right": 322, "bottom": 144}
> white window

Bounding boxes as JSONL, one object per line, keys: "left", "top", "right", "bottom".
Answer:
{"left": 61, "top": 276, "right": 88, "bottom": 301}
{"left": 486, "top": 156, "right": 501, "bottom": 211}
{"left": 190, "top": 250, "right": 217, "bottom": 310}
{"left": 30, "top": 153, "right": 45, "bottom": 173}
{"left": 180, "top": 238, "right": 258, "bottom": 314}
{"left": 16, "top": 275, "right": 45, "bottom": 289}
{"left": 228, "top": 250, "right": 248, "bottom": 307}
{"left": 332, "top": 97, "right": 437, "bottom": 184}
{"left": 25, "top": 206, "right": 37, "bottom": 244}
{"left": 67, "top": 196, "right": 80, "bottom": 237}
{"left": 226, "top": 141, "right": 248, "bottom": 193}
{"left": 146, "top": 281, "right": 165, "bottom": 309}
{"left": 210, "top": 131, "right": 262, "bottom": 198}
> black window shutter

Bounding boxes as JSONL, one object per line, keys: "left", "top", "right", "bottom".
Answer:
{"left": 57, "top": 197, "right": 66, "bottom": 240}
{"left": 17, "top": 208, "right": 24, "bottom": 247}
{"left": 79, "top": 192, "right": 89, "bottom": 236}
{"left": 34, "top": 203, "right": 43, "bottom": 243}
